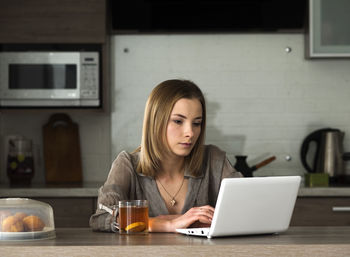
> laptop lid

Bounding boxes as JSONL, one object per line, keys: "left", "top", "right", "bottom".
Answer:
{"left": 207, "top": 176, "right": 301, "bottom": 238}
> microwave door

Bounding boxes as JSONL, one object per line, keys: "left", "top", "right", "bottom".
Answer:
{"left": 3, "top": 63, "right": 80, "bottom": 106}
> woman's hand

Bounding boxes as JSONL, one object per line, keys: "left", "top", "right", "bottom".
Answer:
{"left": 149, "top": 205, "right": 215, "bottom": 232}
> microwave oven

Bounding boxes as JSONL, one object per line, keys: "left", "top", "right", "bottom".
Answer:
{"left": 0, "top": 51, "right": 100, "bottom": 107}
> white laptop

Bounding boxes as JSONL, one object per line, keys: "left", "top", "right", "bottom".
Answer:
{"left": 176, "top": 176, "right": 301, "bottom": 239}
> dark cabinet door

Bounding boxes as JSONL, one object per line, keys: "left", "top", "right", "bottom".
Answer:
{"left": 291, "top": 197, "right": 350, "bottom": 226}
{"left": 34, "top": 197, "right": 97, "bottom": 228}
{"left": 0, "top": 0, "right": 106, "bottom": 43}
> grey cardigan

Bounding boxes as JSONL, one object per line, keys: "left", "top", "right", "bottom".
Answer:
{"left": 89, "top": 144, "right": 242, "bottom": 231}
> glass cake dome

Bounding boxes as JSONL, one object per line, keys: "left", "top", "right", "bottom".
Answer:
{"left": 0, "top": 198, "right": 56, "bottom": 240}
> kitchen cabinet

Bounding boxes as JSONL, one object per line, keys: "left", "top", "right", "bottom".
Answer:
{"left": 290, "top": 197, "right": 350, "bottom": 226}
{"left": 308, "top": 0, "right": 350, "bottom": 58}
{"left": 37, "top": 196, "right": 350, "bottom": 227}
{"left": 0, "top": 0, "right": 106, "bottom": 43}
{"left": 110, "top": 1, "right": 306, "bottom": 33}
{"left": 44, "top": 196, "right": 350, "bottom": 228}
{"left": 33, "top": 197, "right": 97, "bottom": 228}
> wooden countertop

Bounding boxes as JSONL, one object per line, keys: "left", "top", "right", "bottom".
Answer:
{"left": 1, "top": 227, "right": 350, "bottom": 256}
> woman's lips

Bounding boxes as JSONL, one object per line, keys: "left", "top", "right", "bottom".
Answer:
{"left": 180, "top": 143, "right": 192, "bottom": 148}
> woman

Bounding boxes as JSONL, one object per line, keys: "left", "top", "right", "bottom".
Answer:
{"left": 89, "top": 79, "right": 242, "bottom": 232}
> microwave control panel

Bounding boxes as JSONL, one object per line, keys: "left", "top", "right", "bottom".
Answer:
{"left": 80, "top": 52, "right": 99, "bottom": 99}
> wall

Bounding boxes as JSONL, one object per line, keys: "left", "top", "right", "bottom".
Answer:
{"left": 1, "top": 33, "right": 350, "bottom": 183}
{"left": 111, "top": 34, "right": 350, "bottom": 177}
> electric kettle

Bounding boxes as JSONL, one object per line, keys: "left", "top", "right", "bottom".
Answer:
{"left": 300, "top": 128, "right": 350, "bottom": 180}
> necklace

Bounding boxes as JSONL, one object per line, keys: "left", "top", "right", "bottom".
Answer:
{"left": 157, "top": 176, "right": 185, "bottom": 207}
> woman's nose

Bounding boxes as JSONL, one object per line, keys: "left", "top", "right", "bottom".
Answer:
{"left": 184, "top": 124, "right": 194, "bottom": 137}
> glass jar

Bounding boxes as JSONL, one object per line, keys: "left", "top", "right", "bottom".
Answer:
{"left": 7, "top": 138, "right": 34, "bottom": 185}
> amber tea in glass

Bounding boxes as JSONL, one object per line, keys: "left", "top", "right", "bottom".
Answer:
{"left": 118, "top": 200, "right": 148, "bottom": 234}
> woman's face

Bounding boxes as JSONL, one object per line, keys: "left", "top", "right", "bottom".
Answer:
{"left": 166, "top": 98, "right": 203, "bottom": 158}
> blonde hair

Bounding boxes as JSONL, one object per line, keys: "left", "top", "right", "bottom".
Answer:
{"left": 135, "top": 79, "right": 206, "bottom": 177}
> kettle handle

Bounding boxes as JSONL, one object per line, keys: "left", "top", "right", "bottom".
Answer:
{"left": 300, "top": 128, "right": 339, "bottom": 173}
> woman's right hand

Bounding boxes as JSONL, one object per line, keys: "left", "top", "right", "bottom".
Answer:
{"left": 149, "top": 205, "right": 215, "bottom": 232}
{"left": 169, "top": 205, "right": 215, "bottom": 231}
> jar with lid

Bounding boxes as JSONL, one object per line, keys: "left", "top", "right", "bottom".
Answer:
{"left": 7, "top": 138, "right": 34, "bottom": 185}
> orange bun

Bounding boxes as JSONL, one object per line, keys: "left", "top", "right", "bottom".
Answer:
{"left": 2, "top": 216, "right": 25, "bottom": 232}
{"left": 22, "top": 215, "right": 45, "bottom": 232}
{"left": 14, "top": 212, "right": 28, "bottom": 221}
{"left": 0, "top": 211, "right": 12, "bottom": 232}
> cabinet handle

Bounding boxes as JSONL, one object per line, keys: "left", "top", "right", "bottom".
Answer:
{"left": 332, "top": 206, "right": 350, "bottom": 212}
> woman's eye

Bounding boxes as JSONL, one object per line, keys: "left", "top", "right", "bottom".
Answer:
{"left": 173, "top": 120, "right": 182, "bottom": 125}
{"left": 193, "top": 122, "right": 202, "bottom": 127}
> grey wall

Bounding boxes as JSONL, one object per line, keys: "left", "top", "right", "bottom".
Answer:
{"left": 111, "top": 34, "right": 350, "bottom": 178}
{"left": 0, "top": 112, "right": 110, "bottom": 183}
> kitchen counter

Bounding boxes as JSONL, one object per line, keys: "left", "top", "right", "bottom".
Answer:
{"left": 298, "top": 186, "right": 350, "bottom": 197}
{"left": 0, "top": 182, "right": 101, "bottom": 197}
{"left": 1, "top": 227, "right": 349, "bottom": 256}
{"left": 1, "top": 182, "right": 350, "bottom": 197}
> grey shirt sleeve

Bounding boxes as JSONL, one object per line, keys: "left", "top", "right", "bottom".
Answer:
{"left": 89, "top": 151, "right": 135, "bottom": 232}
{"left": 205, "top": 145, "right": 243, "bottom": 207}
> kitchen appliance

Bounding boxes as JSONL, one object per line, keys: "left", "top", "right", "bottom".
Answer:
{"left": 234, "top": 155, "right": 276, "bottom": 177}
{"left": 0, "top": 198, "right": 55, "bottom": 241}
{"left": 300, "top": 128, "right": 350, "bottom": 184}
{"left": 6, "top": 137, "right": 34, "bottom": 185}
{"left": 0, "top": 51, "right": 100, "bottom": 107}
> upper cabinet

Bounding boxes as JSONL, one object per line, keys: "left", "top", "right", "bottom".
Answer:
{"left": 111, "top": 0, "right": 306, "bottom": 33}
{"left": 0, "top": 0, "right": 106, "bottom": 43}
{"left": 308, "top": 0, "right": 350, "bottom": 58}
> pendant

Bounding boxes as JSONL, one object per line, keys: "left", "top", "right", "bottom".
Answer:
{"left": 170, "top": 199, "right": 176, "bottom": 206}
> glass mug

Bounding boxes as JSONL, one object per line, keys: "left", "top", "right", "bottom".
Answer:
{"left": 118, "top": 200, "right": 149, "bottom": 234}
